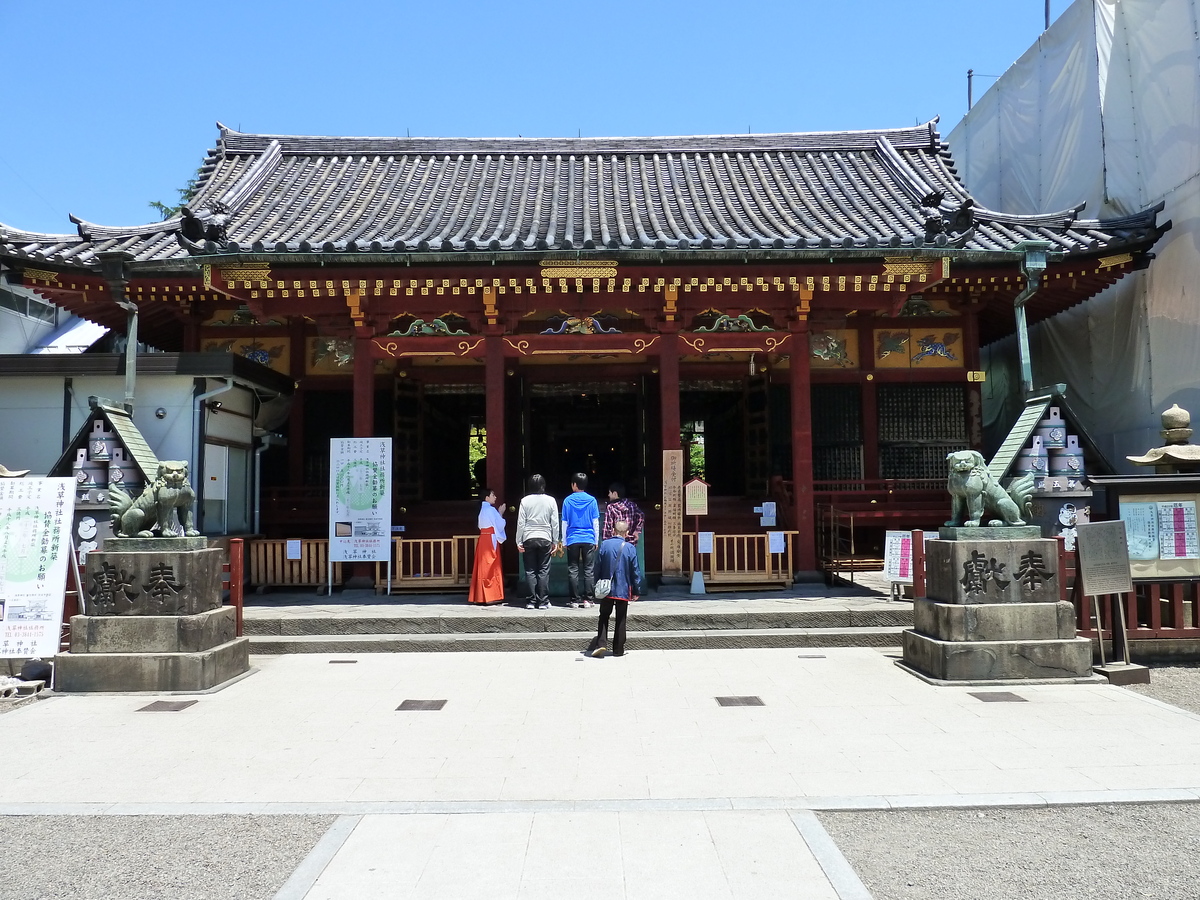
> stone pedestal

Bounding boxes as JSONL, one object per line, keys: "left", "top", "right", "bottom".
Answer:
{"left": 84, "top": 540, "right": 221, "bottom": 616}
{"left": 56, "top": 607, "right": 249, "bottom": 692}
{"left": 58, "top": 540, "right": 249, "bottom": 692}
{"left": 901, "top": 531, "right": 1093, "bottom": 683}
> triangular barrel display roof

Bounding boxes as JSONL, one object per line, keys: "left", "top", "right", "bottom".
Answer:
{"left": 0, "top": 120, "right": 1165, "bottom": 266}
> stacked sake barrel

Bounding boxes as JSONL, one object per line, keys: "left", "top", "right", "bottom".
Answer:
{"left": 1013, "top": 407, "right": 1085, "bottom": 489}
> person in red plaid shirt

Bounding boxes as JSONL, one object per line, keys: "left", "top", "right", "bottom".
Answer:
{"left": 602, "top": 483, "right": 644, "bottom": 545}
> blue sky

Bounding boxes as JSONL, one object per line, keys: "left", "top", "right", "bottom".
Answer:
{"left": 0, "top": 1, "right": 1064, "bottom": 234}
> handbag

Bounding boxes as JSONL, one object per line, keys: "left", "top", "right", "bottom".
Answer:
{"left": 593, "top": 577, "right": 612, "bottom": 599}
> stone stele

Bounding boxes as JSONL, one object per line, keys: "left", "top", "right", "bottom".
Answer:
{"left": 902, "top": 533, "right": 1093, "bottom": 682}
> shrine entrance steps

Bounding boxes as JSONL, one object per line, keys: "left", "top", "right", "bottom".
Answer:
{"left": 242, "top": 585, "right": 910, "bottom": 654}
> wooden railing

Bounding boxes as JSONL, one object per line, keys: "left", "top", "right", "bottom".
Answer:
{"left": 248, "top": 539, "right": 343, "bottom": 588}
{"left": 376, "top": 535, "right": 477, "bottom": 593}
{"left": 682, "top": 531, "right": 797, "bottom": 587}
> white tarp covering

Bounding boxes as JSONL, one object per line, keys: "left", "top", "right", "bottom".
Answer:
{"left": 950, "top": 0, "right": 1200, "bottom": 469}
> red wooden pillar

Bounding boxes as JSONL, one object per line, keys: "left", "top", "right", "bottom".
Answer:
{"left": 485, "top": 334, "right": 506, "bottom": 496}
{"left": 288, "top": 318, "right": 307, "bottom": 487}
{"left": 352, "top": 334, "right": 375, "bottom": 438}
{"left": 659, "top": 331, "right": 681, "bottom": 452}
{"left": 791, "top": 306, "right": 817, "bottom": 571}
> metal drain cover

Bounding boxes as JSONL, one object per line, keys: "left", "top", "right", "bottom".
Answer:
{"left": 716, "top": 696, "right": 765, "bottom": 707}
{"left": 137, "top": 700, "right": 198, "bottom": 712}
{"left": 969, "top": 691, "right": 1027, "bottom": 703}
{"left": 329, "top": 660, "right": 358, "bottom": 664}
{"left": 397, "top": 699, "right": 447, "bottom": 711}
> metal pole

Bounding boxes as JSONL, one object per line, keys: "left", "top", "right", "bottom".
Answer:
{"left": 967, "top": 69, "right": 974, "bottom": 110}
{"left": 1046, "top": 0, "right": 1051, "bottom": 30}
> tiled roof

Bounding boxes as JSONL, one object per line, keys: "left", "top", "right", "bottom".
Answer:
{"left": 0, "top": 120, "right": 1164, "bottom": 267}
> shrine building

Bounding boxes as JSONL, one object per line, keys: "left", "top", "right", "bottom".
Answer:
{"left": 0, "top": 121, "right": 1165, "bottom": 583}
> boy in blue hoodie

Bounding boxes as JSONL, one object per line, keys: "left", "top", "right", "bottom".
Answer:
{"left": 561, "top": 473, "right": 600, "bottom": 608}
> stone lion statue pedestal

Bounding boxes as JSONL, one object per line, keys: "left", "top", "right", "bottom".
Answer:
{"left": 900, "top": 452, "right": 1096, "bottom": 684}
{"left": 55, "top": 465, "right": 249, "bottom": 693}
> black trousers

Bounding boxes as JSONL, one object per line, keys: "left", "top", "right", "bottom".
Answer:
{"left": 594, "top": 598, "right": 629, "bottom": 655}
{"left": 566, "top": 542, "right": 596, "bottom": 601}
{"left": 523, "top": 538, "right": 552, "bottom": 604}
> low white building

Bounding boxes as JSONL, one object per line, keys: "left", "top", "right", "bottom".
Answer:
{"left": 0, "top": 353, "right": 291, "bottom": 537}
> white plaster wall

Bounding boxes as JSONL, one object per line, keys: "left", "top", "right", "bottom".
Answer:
{"left": 0, "top": 376, "right": 197, "bottom": 475}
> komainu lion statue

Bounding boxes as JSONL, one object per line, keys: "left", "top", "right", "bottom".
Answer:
{"left": 945, "top": 450, "right": 1037, "bottom": 527}
{"left": 109, "top": 461, "right": 200, "bottom": 538}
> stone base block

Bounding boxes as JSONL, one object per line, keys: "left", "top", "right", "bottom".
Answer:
{"left": 1096, "top": 663, "right": 1152, "bottom": 685}
{"left": 105, "top": 537, "right": 209, "bottom": 552}
{"left": 939, "top": 526, "right": 1043, "bottom": 541}
{"left": 902, "top": 629, "right": 1092, "bottom": 681}
{"left": 914, "top": 597, "right": 1077, "bottom": 642}
{"left": 69, "top": 607, "right": 235, "bottom": 654}
{"left": 926, "top": 537, "right": 1061, "bottom": 604}
{"left": 85, "top": 547, "right": 222, "bottom": 615}
{"left": 55, "top": 637, "right": 250, "bottom": 693}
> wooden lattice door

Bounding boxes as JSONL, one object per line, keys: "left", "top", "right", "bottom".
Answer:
{"left": 744, "top": 374, "right": 770, "bottom": 496}
{"left": 393, "top": 379, "right": 422, "bottom": 500}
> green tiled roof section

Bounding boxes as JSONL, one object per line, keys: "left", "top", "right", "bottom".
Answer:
{"left": 988, "top": 393, "right": 1053, "bottom": 480}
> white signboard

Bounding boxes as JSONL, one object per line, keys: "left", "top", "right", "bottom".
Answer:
{"left": 767, "top": 531, "right": 787, "bottom": 554}
{"left": 0, "top": 478, "right": 75, "bottom": 658}
{"left": 697, "top": 531, "right": 714, "bottom": 555}
{"left": 1119, "top": 502, "right": 1159, "bottom": 560}
{"left": 883, "top": 531, "right": 915, "bottom": 583}
{"left": 328, "top": 438, "right": 392, "bottom": 562}
{"left": 1157, "top": 501, "right": 1199, "bottom": 560}
{"left": 1075, "top": 521, "right": 1134, "bottom": 597}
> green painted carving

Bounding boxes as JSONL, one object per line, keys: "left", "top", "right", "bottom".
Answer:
{"left": 387, "top": 317, "right": 468, "bottom": 337}
{"left": 695, "top": 314, "right": 774, "bottom": 333}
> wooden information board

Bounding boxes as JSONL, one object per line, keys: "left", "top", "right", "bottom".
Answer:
{"left": 662, "top": 450, "right": 684, "bottom": 576}
{"left": 684, "top": 477, "right": 709, "bottom": 517}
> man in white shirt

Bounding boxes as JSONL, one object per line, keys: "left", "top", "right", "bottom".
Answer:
{"left": 516, "top": 474, "right": 560, "bottom": 609}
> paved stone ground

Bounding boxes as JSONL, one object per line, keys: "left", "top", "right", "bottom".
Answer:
{"left": 3, "top": 649, "right": 1200, "bottom": 898}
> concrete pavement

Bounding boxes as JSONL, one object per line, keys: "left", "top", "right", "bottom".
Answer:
{"left": 3, "top": 647, "right": 1200, "bottom": 897}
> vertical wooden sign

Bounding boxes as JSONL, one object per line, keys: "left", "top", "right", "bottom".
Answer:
{"left": 662, "top": 449, "right": 684, "bottom": 576}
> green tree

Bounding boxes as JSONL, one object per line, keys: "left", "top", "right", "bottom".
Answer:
{"left": 149, "top": 168, "right": 202, "bottom": 221}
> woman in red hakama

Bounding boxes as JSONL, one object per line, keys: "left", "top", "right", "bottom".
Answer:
{"left": 468, "top": 489, "right": 507, "bottom": 605}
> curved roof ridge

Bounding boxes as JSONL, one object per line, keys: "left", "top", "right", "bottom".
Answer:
{"left": 0, "top": 222, "right": 84, "bottom": 243}
{"left": 216, "top": 119, "right": 944, "bottom": 156}
{"left": 66, "top": 213, "right": 183, "bottom": 239}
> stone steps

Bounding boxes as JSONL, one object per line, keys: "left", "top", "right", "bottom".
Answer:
{"left": 244, "top": 607, "right": 911, "bottom": 638}
{"left": 248, "top": 626, "right": 907, "bottom": 654}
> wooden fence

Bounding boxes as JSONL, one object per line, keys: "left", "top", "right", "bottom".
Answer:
{"left": 376, "top": 535, "right": 477, "bottom": 593}
{"left": 682, "top": 531, "right": 797, "bottom": 588}
{"left": 248, "top": 539, "right": 344, "bottom": 588}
